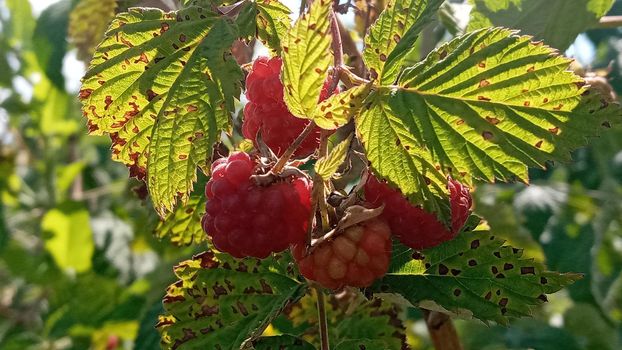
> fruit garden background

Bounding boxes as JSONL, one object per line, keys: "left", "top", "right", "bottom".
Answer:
{"left": 3, "top": 0, "right": 622, "bottom": 349}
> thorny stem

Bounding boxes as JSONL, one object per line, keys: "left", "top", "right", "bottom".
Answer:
{"left": 423, "top": 310, "right": 463, "bottom": 350}
{"left": 271, "top": 121, "right": 317, "bottom": 174}
{"left": 316, "top": 287, "right": 331, "bottom": 350}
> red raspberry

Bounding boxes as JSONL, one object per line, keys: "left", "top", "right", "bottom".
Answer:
{"left": 243, "top": 56, "right": 337, "bottom": 158}
{"left": 293, "top": 218, "right": 392, "bottom": 290}
{"left": 364, "top": 175, "right": 472, "bottom": 250}
{"left": 202, "top": 152, "right": 312, "bottom": 258}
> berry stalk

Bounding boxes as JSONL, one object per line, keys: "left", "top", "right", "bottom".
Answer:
{"left": 316, "top": 287, "right": 330, "bottom": 350}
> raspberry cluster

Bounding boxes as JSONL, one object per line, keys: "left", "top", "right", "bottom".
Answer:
{"left": 243, "top": 56, "right": 331, "bottom": 158}
{"left": 201, "top": 152, "right": 312, "bottom": 258}
{"left": 293, "top": 218, "right": 392, "bottom": 289}
{"left": 364, "top": 175, "right": 472, "bottom": 250}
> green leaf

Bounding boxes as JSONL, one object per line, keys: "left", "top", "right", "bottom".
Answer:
{"left": 33, "top": 0, "right": 73, "bottom": 89}
{"left": 333, "top": 297, "right": 406, "bottom": 350}
{"left": 79, "top": 7, "right": 242, "bottom": 216}
{"left": 253, "top": 335, "right": 315, "bottom": 349}
{"left": 387, "top": 27, "right": 621, "bottom": 184}
{"left": 41, "top": 202, "right": 94, "bottom": 273}
{"left": 355, "top": 91, "right": 450, "bottom": 214}
{"left": 315, "top": 137, "right": 351, "bottom": 181}
{"left": 311, "top": 83, "right": 372, "bottom": 130}
{"left": 363, "top": 0, "right": 444, "bottom": 84}
{"left": 68, "top": 0, "right": 117, "bottom": 62}
{"left": 374, "top": 230, "right": 581, "bottom": 324}
{"left": 157, "top": 251, "right": 305, "bottom": 349}
{"left": 282, "top": 0, "right": 332, "bottom": 119}
{"left": 468, "top": 0, "right": 614, "bottom": 50}
{"left": 155, "top": 190, "right": 207, "bottom": 246}
{"left": 256, "top": 0, "right": 292, "bottom": 55}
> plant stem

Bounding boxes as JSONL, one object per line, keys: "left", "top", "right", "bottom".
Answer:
{"left": 316, "top": 287, "right": 330, "bottom": 350}
{"left": 423, "top": 309, "right": 463, "bottom": 350}
{"left": 328, "top": 9, "right": 344, "bottom": 94}
{"left": 271, "top": 121, "right": 317, "bottom": 174}
{"left": 597, "top": 16, "right": 622, "bottom": 28}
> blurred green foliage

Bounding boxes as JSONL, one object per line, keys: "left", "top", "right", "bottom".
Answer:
{"left": 1, "top": 0, "right": 622, "bottom": 349}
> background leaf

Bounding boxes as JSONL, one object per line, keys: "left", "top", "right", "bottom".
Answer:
{"left": 68, "top": 0, "right": 117, "bottom": 62}
{"left": 41, "top": 201, "right": 94, "bottom": 273}
{"left": 33, "top": 0, "right": 73, "bottom": 89}
{"left": 468, "top": 0, "right": 615, "bottom": 50}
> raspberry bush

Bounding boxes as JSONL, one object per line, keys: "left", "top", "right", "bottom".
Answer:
{"left": 73, "top": 0, "right": 622, "bottom": 348}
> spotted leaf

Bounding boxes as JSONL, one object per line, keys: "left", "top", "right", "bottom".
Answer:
{"left": 256, "top": 0, "right": 292, "bottom": 55}
{"left": 79, "top": 7, "right": 242, "bottom": 216}
{"left": 253, "top": 335, "right": 315, "bottom": 349}
{"left": 373, "top": 229, "right": 581, "bottom": 324}
{"left": 155, "top": 190, "right": 207, "bottom": 246}
{"left": 312, "top": 83, "right": 372, "bottom": 130}
{"left": 281, "top": 0, "right": 332, "bottom": 119}
{"left": 157, "top": 251, "right": 305, "bottom": 349}
{"left": 355, "top": 91, "right": 451, "bottom": 215}
{"left": 368, "top": 27, "right": 621, "bottom": 185}
{"left": 363, "top": 0, "right": 444, "bottom": 84}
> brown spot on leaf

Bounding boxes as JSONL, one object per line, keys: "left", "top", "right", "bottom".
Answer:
{"left": 527, "top": 66, "right": 535, "bottom": 73}
{"left": 471, "top": 240, "right": 480, "bottom": 249}
{"left": 237, "top": 301, "right": 249, "bottom": 316}
{"left": 486, "top": 116, "right": 500, "bottom": 125}
{"left": 482, "top": 131, "right": 493, "bottom": 141}
{"left": 104, "top": 96, "right": 113, "bottom": 110}
{"left": 478, "top": 61, "right": 486, "bottom": 68}
{"left": 535, "top": 140, "right": 543, "bottom": 149}
{"left": 521, "top": 266, "right": 536, "bottom": 275}
{"left": 179, "top": 34, "right": 187, "bottom": 42}
{"left": 187, "top": 105, "right": 198, "bottom": 112}
{"left": 549, "top": 127, "right": 559, "bottom": 135}
{"left": 438, "top": 264, "right": 449, "bottom": 275}
{"left": 79, "top": 89, "right": 93, "bottom": 99}
{"left": 478, "top": 96, "right": 491, "bottom": 101}
{"left": 379, "top": 54, "right": 387, "bottom": 62}
{"left": 479, "top": 79, "right": 490, "bottom": 88}
{"left": 499, "top": 298, "right": 508, "bottom": 307}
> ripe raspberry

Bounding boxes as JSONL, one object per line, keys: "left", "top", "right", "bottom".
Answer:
{"left": 243, "top": 56, "right": 337, "bottom": 157}
{"left": 364, "top": 175, "right": 472, "bottom": 250}
{"left": 293, "top": 218, "right": 392, "bottom": 290}
{"left": 202, "top": 152, "right": 312, "bottom": 258}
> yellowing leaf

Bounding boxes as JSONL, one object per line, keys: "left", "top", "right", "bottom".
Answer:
{"left": 311, "top": 83, "right": 372, "bottom": 130}
{"left": 315, "top": 137, "right": 351, "bottom": 180}
{"left": 79, "top": 7, "right": 242, "bottom": 216}
{"left": 282, "top": 0, "right": 332, "bottom": 119}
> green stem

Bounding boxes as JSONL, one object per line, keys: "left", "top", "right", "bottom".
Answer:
{"left": 316, "top": 287, "right": 330, "bottom": 350}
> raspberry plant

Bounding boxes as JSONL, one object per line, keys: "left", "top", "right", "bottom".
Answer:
{"left": 75, "top": 0, "right": 622, "bottom": 348}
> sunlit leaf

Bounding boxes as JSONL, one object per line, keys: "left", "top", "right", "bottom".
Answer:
{"left": 155, "top": 190, "right": 207, "bottom": 246}
{"left": 367, "top": 27, "right": 621, "bottom": 186}
{"left": 282, "top": 0, "right": 332, "bottom": 119}
{"left": 256, "top": 0, "right": 292, "bottom": 55}
{"left": 363, "top": 0, "right": 444, "bottom": 84}
{"left": 79, "top": 7, "right": 242, "bottom": 216}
